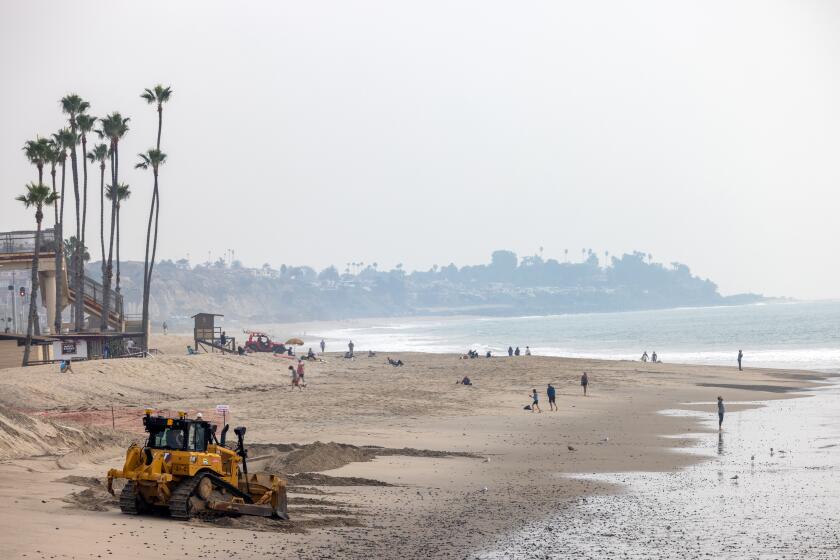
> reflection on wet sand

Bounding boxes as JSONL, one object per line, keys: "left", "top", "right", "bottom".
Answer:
{"left": 477, "top": 384, "right": 840, "bottom": 560}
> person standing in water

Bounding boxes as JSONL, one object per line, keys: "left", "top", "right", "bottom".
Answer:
{"left": 737, "top": 350, "right": 743, "bottom": 371}
{"left": 717, "top": 396, "right": 725, "bottom": 430}
{"left": 581, "top": 372, "right": 589, "bottom": 396}
{"left": 320, "top": 339, "right": 326, "bottom": 354}
{"left": 530, "top": 388, "right": 542, "bottom": 413}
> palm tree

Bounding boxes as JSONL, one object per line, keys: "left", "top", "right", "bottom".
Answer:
{"left": 140, "top": 85, "right": 172, "bottom": 150}
{"left": 63, "top": 235, "right": 91, "bottom": 325}
{"left": 135, "top": 149, "right": 166, "bottom": 350}
{"left": 96, "top": 112, "right": 129, "bottom": 331}
{"left": 22, "top": 137, "right": 51, "bottom": 185}
{"left": 74, "top": 113, "right": 96, "bottom": 331}
{"left": 87, "top": 143, "right": 109, "bottom": 282}
{"left": 61, "top": 95, "right": 89, "bottom": 330}
{"left": 139, "top": 85, "right": 172, "bottom": 350}
{"left": 16, "top": 183, "right": 59, "bottom": 365}
{"left": 22, "top": 137, "right": 52, "bottom": 332}
{"left": 45, "top": 140, "right": 61, "bottom": 333}
{"left": 106, "top": 183, "right": 131, "bottom": 304}
{"left": 64, "top": 236, "right": 91, "bottom": 266}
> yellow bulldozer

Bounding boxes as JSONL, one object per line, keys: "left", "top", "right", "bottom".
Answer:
{"left": 107, "top": 410, "right": 288, "bottom": 520}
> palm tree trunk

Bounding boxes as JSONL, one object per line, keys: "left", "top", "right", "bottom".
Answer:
{"left": 50, "top": 164, "right": 58, "bottom": 335}
{"left": 141, "top": 183, "right": 157, "bottom": 352}
{"left": 33, "top": 165, "right": 43, "bottom": 337}
{"left": 54, "top": 160, "right": 67, "bottom": 335}
{"left": 99, "top": 161, "right": 106, "bottom": 304}
{"left": 77, "top": 135, "right": 89, "bottom": 331}
{"left": 115, "top": 204, "right": 121, "bottom": 299}
{"left": 148, "top": 185, "right": 161, "bottom": 324}
{"left": 156, "top": 105, "right": 162, "bottom": 150}
{"left": 70, "top": 136, "right": 81, "bottom": 332}
{"left": 142, "top": 105, "right": 164, "bottom": 352}
{"left": 23, "top": 211, "right": 43, "bottom": 366}
{"left": 101, "top": 144, "right": 118, "bottom": 331}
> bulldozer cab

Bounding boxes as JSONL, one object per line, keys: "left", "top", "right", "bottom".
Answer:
{"left": 143, "top": 415, "right": 213, "bottom": 452}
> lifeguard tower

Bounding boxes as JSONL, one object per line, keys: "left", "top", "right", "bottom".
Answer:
{"left": 192, "top": 312, "right": 236, "bottom": 353}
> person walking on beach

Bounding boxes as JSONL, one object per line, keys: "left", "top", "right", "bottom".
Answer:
{"left": 547, "top": 383, "right": 557, "bottom": 411}
{"left": 508, "top": 346, "right": 514, "bottom": 357}
{"left": 162, "top": 321, "right": 168, "bottom": 335}
{"left": 348, "top": 340, "right": 355, "bottom": 357}
{"left": 581, "top": 372, "right": 589, "bottom": 396}
{"left": 525, "top": 346, "right": 532, "bottom": 356}
{"left": 530, "top": 389, "right": 542, "bottom": 413}
{"left": 320, "top": 339, "right": 326, "bottom": 354}
{"left": 717, "top": 396, "right": 725, "bottom": 430}
{"left": 289, "top": 365, "right": 302, "bottom": 391}
{"left": 737, "top": 350, "right": 743, "bottom": 371}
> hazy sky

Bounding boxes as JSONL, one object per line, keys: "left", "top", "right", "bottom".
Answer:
{"left": 2, "top": 1, "right": 839, "bottom": 299}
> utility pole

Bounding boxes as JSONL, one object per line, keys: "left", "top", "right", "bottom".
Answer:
{"left": 10, "top": 270, "right": 16, "bottom": 333}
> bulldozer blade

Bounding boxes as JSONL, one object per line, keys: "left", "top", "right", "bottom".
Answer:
{"left": 209, "top": 502, "right": 276, "bottom": 517}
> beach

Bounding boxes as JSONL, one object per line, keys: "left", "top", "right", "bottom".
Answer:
{"left": 0, "top": 334, "right": 833, "bottom": 559}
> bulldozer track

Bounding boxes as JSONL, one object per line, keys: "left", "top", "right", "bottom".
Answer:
{"left": 169, "top": 472, "right": 255, "bottom": 520}
{"left": 119, "top": 481, "right": 141, "bottom": 515}
{"left": 168, "top": 475, "right": 204, "bottom": 519}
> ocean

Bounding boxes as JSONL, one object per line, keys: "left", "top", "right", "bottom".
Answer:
{"left": 284, "top": 300, "right": 840, "bottom": 371}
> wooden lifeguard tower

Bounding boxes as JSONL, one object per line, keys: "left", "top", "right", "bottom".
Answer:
{"left": 191, "top": 313, "right": 236, "bottom": 353}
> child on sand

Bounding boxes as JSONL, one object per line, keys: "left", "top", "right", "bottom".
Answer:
{"left": 289, "top": 365, "right": 302, "bottom": 391}
{"left": 531, "top": 389, "right": 542, "bottom": 413}
{"left": 581, "top": 372, "right": 589, "bottom": 396}
{"left": 297, "top": 360, "right": 306, "bottom": 387}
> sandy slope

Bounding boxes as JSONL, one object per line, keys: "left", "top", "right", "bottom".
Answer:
{"left": 0, "top": 334, "right": 828, "bottom": 559}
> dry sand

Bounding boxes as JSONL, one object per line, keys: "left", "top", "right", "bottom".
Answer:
{"left": 0, "top": 334, "right": 829, "bottom": 559}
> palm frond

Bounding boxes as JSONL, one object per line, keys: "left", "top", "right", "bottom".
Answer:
{"left": 17, "top": 182, "right": 58, "bottom": 208}
{"left": 76, "top": 114, "right": 97, "bottom": 133}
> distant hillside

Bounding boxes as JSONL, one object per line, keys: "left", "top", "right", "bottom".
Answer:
{"left": 90, "top": 250, "right": 763, "bottom": 327}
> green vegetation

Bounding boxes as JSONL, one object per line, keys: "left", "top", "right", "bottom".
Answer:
{"left": 100, "top": 250, "right": 762, "bottom": 326}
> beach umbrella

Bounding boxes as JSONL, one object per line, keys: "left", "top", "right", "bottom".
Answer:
{"left": 285, "top": 337, "right": 304, "bottom": 346}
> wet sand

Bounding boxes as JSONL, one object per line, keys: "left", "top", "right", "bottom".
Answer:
{"left": 476, "top": 383, "right": 840, "bottom": 559}
{"left": 0, "top": 335, "right": 832, "bottom": 559}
